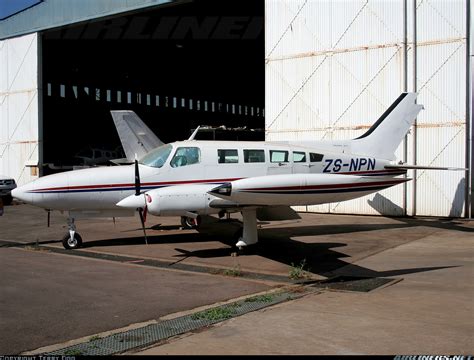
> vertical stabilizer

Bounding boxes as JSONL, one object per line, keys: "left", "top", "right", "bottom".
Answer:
{"left": 111, "top": 111, "right": 164, "bottom": 161}
{"left": 351, "top": 93, "right": 423, "bottom": 160}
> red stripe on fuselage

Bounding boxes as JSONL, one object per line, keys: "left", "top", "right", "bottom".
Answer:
{"left": 33, "top": 178, "right": 244, "bottom": 192}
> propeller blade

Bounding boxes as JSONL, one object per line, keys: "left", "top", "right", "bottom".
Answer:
{"left": 138, "top": 208, "right": 148, "bottom": 245}
{"left": 134, "top": 159, "right": 140, "bottom": 196}
{"left": 143, "top": 205, "right": 148, "bottom": 223}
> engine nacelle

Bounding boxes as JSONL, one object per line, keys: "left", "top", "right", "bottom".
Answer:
{"left": 145, "top": 184, "right": 219, "bottom": 217}
{"left": 209, "top": 173, "right": 409, "bottom": 206}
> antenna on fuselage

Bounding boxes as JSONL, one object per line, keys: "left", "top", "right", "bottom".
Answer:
{"left": 188, "top": 126, "right": 201, "bottom": 141}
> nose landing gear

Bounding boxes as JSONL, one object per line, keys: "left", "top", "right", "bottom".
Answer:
{"left": 62, "top": 217, "right": 83, "bottom": 249}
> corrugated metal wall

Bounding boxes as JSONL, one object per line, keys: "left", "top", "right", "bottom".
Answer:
{"left": 0, "top": 33, "right": 39, "bottom": 186}
{"left": 265, "top": 0, "right": 469, "bottom": 217}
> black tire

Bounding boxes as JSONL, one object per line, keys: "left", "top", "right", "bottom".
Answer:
{"left": 2, "top": 194, "right": 12, "bottom": 205}
{"left": 62, "top": 232, "right": 83, "bottom": 250}
{"left": 181, "top": 216, "right": 199, "bottom": 229}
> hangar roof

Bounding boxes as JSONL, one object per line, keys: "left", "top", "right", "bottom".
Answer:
{"left": 0, "top": 0, "right": 175, "bottom": 40}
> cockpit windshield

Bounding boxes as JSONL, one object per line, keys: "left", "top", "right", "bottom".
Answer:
{"left": 139, "top": 144, "right": 173, "bottom": 168}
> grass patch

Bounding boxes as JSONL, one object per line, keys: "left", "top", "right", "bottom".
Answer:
{"left": 89, "top": 335, "right": 101, "bottom": 342}
{"left": 222, "top": 264, "right": 242, "bottom": 277}
{"left": 191, "top": 307, "right": 236, "bottom": 321}
{"left": 24, "top": 245, "right": 49, "bottom": 252}
{"left": 244, "top": 294, "right": 275, "bottom": 303}
{"left": 289, "top": 259, "right": 311, "bottom": 280}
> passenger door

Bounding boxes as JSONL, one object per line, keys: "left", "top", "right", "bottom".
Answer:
{"left": 291, "top": 151, "right": 310, "bottom": 174}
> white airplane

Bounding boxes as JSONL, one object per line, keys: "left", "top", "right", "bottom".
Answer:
{"left": 11, "top": 93, "right": 462, "bottom": 250}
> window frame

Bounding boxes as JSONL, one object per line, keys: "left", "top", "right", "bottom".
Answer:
{"left": 269, "top": 150, "right": 289, "bottom": 163}
{"left": 217, "top": 149, "right": 239, "bottom": 164}
{"left": 292, "top": 151, "right": 307, "bottom": 163}
{"left": 243, "top": 149, "right": 265, "bottom": 163}
{"left": 170, "top": 146, "right": 201, "bottom": 168}
{"left": 309, "top": 152, "right": 324, "bottom": 162}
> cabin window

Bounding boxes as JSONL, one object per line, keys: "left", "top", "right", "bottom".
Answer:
{"left": 310, "top": 153, "right": 324, "bottom": 162}
{"left": 170, "top": 147, "right": 201, "bottom": 168}
{"left": 218, "top": 149, "right": 238, "bottom": 164}
{"left": 244, "top": 149, "right": 265, "bottom": 163}
{"left": 293, "top": 151, "right": 306, "bottom": 163}
{"left": 139, "top": 144, "right": 173, "bottom": 168}
{"left": 270, "top": 150, "right": 289, "bottom": 163}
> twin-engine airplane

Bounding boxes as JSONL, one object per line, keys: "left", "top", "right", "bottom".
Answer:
{"left": 11, "top": 93, "right": 461, "bottom": 250}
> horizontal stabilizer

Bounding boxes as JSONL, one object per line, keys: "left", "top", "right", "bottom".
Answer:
{"left": 109, "top": 158, "right": 133, "bottom": 165}
{"left": 385, "top": 164, "right": 467, "bottom": 171}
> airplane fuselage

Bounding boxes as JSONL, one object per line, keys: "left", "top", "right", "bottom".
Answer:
{"left": 14, "top": 140, "right": 406, "bottom": 215}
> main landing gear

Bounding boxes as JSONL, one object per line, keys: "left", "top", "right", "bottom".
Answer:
{"left": 235, "top": 209, "right": 258, "bottom": 250}
{"left": 180, "top": 215, "right": 200, "bottom": 230}
{"left": 62, "top": 217, "right": 83, "bottom": 249}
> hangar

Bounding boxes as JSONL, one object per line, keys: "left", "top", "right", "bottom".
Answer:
{"left": 0, "top": 0, "right": 472, "bottom": 218}
{"left": 1, "top": 0, "right": 265, "bottom": 174}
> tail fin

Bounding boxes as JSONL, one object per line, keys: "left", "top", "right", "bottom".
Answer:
{"left": 351, "top": 93, "right": 423, "bottom": 160}
{"left": 110, "top": 111, "right": 164, "bottom": 162}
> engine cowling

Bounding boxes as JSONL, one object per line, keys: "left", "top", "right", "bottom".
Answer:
{"left": 145, "top": 184, "right": 219, "bottom": 216}
{"left": 116, "top": 184, "right": 223, "bottom": 217}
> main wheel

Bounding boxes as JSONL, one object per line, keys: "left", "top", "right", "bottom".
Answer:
{"left": 181, "top": 216, "right": 199, "bottom": 229}
{"left": 62, "top": 232, "right": 83, "bottom": 250}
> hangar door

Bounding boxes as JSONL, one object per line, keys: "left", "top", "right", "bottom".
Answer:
{"left": 0, "top": 33, "right": 39, "bottom": 186}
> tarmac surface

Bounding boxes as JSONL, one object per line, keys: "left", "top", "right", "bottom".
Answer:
{"left": 0, "top": 203, "right": 473, "bottom": 354}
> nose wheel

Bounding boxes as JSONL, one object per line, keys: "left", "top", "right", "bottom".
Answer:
{"left": 62, "top": 217, "right": 83, "bottom": 249}
{"left": 62, "top": 232, "right": 83, "bottom": 249}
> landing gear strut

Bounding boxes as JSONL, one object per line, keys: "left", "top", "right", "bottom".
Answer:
{"left": 62, "top": 217, "right": 83, "bottom": 249}
{"left": 235, "top": 209, "right": 258, "bottom": 250}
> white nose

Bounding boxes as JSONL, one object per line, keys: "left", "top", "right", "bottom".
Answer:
{"left": 11, "top": 184, "right": 34, "bottom": 204}
{"left": 116, "top": 194, "right": 146, "bottom": 209}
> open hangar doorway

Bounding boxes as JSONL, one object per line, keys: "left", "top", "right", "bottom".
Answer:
{"left": 40, "top": 0, "right": 264, "bottom": 174}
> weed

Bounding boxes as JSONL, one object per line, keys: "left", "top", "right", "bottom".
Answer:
{"left": 89, "top": 335, "right": 101, "bottom": 342}
{"left": 24, "top": 245, "right": 49, "bottom": 252}
{"left": 222, "top": 264, "right": 242, "bottom": 277}
{"left": 64, "top": 349, "right": 83, "bottom": 356}
{"left": 191, "top": 307, "right": 236, "bottom": 321}
{"left": 289, "top": 259, "right": 311, "bottom": 280}
{"left": 244, "top": 294, "right": 275, "bottom": 303}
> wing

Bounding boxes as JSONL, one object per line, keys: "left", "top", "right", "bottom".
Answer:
{"left": 110, "top": 110, "right": 164, "bottom": 162}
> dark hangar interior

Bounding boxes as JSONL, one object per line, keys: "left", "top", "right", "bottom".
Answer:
{"left": 41, "top": 0, "right": 264, "bottom": 172}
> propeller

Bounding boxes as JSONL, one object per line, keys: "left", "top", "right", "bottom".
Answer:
{"left": 134, "top": 158, "right": 148, "bottom": 245}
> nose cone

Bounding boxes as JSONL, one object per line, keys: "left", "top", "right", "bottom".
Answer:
{"left": 11, "top": 183, "right": 34, "bottom": 204}
{"left": 116, "top": 194, "right": 145, "bottom": 209}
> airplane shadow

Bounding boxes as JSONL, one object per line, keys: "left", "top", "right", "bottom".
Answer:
{"left": 79, "top": 214, "right": 467, "bottom": 279}
{"left": 172, "top": 234, "right": 457, "bottom": 279}
{"left": 81, "top": 232, "right": 215, "bottom": 248}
